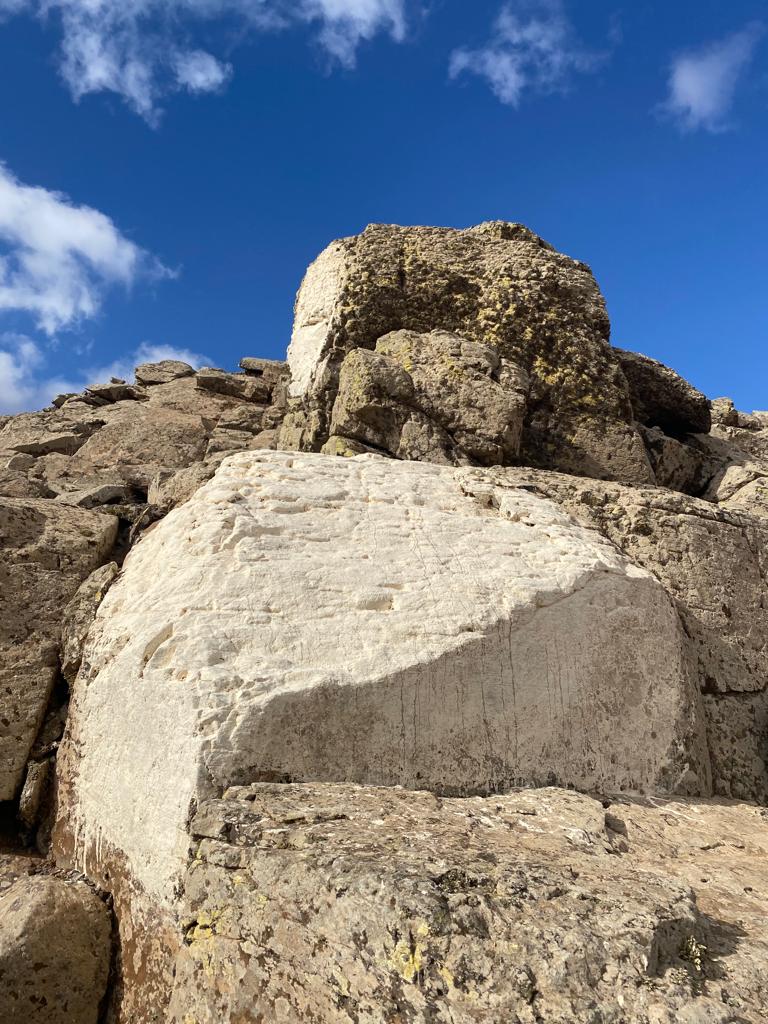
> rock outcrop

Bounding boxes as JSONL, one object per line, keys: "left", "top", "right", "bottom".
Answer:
{"left": 280, "top": 222, "right": 654, "bottom": 484}
{"left": 0, "top": 498, "right": 117, "bottom": 800}
{"left": 324, "top": 329, "right": 528, "bottom": 464}
{"left": 167, "top": 783, "right": 768, "bottom": 1024}
{"left": 2, "top": 221, "right": 768, "bottom": 1021}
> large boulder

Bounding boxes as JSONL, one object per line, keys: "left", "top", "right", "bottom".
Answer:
{"left": 0, "top": 497, "right": 117, "bottom": 800}
{"left": 53, "top": 450, "right": 710, "bottom": 1019}
{"left": 485, "top": 466, "right": 768, "bottom": 802}
{"left": 280, "top": 222, "right": 654, "bottom": 484}
{"left": 0, "top": 875, "right": 111, "bottom": 1024}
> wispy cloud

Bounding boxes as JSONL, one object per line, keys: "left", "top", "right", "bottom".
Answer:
{"left": 0, "top": 0, "right": 409, "bottom": 122}
{"left": 662, "top": 23, "right": 764, "bottom": 133}
{"left": 0, "top": 162, "right": 179, "bottom": 412}
{"left": 449, "top": 0, "right": 605, "bottom": 107}
{"left": 0, "top": 334, "right": 79, "bottom": 413}
{"left": 0, "top": 162, "right": 169, "bottom": 334}
{"left": 0, "top": 336, "right": 211, "bottom": 413}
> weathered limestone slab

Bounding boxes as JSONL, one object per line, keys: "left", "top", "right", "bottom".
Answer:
{"left": 0, "top": 875, "right": 111, "bottom": 1024}
{"left": 281, "top": 222, "right": 654, "bottom": 483}
{"left": 483, "top": 466, "right": 768, "bottom": 801}
{"left": 0, "top": 498, "right": 117, "bottom": 800}
{"left": 55, "top": 452, "right": 708, "bottom": 930}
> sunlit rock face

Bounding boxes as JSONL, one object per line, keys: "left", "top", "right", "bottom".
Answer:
{"left": 281, "top": 222, "right": 654, "bottom": 484}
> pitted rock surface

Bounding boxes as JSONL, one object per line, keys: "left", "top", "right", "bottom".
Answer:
{"left": 164, "top": 784, "right": 768, "bottom": 1024}
{"left": 0, "top": 497, "right": 117, "bottom": 800}
{"left": 280, "top": 222, "right": 654, "bottom": 483}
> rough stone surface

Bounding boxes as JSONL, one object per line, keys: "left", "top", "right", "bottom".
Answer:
{"left": 135, "top": 359, "right": 195, "bottom": 385}
{"left": 239, "top": 356, "right": 289, "bottom": 388}
{"left": 281, "top": 222, "right": 654, "bottom": 483}
{"left": 196, "top": 367, "right": 271, "bottom": 403}
{"left": 615, "top": 348, "right": 711, "bottom": 436}
{"left": 326, "top": 329, "right": 528, "bottom": 465}
{"left": 60, "top": 562, "right": 120, "bottom": 684}
{"left": 481, "top": 466, "right": 768, "bottom": 802}
{"left": 2, "top": 222, "right": 768, "bottom": 1024}
{"left": 0, "top": 497, "right": 117, "bottom": 800}
{"left": 52, "top": 451, "right": 714, "bottom": 1020}
{"left": 130, "top": 783, "right": 768, "bottom": 1022}
{"left": 641, "top": 426, "right": 707, "bottom": 495}
{"left": 0, "top": 875, "right": 111, "bottom": 1024}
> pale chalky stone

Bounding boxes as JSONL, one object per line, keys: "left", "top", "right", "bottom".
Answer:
{"left": 56, "top": 450, "right": 709, "bottom": 913}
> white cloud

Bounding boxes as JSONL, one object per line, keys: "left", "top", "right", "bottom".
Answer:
{"left": 0, "top": 336, "right": 211, "bottom": 413}
{"left": 3, "top": 0, "right": 408, "bottom": 120}
{"left": 662, "top": 24, "right": 763, "bottom": 132}
{"left": 0, "top": 335, "right": 80, "bottom": 413}
{"left": 173, "top": 49, "right": 232, "bottom": 94}
{"left": 0, "top": 162, "right": 169, "bottom": 334}
{"left": 303, "top": 0, "right": 406, "bottom": 66}
{"left": 86, "top": 340, "right": 212, "bottom": 385}
{"left": 450, "top": 0, "right": 604, "bottom": 107}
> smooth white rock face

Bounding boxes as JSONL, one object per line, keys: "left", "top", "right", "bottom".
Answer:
{"left": 286, "top": 242, "right": 345, "bottom": 397}
{"left": 57, "top": 451, "right": 708, "bottom": 907}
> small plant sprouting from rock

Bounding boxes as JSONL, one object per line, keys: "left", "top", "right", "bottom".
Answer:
{"left": 679, "top": 935, "right": 707, "bottom": 975}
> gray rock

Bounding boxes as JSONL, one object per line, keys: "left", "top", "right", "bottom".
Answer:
{"left": 60, "top": 562, "right": 120, "bottom": 684}
{"left": 0, "top": 875, "right": 111, "bottom": 1024}
{"left": 480, "top": 466, "right": 768, "bottom": 801}
{"left": 164, "top": 784, "right": 768, "bottom": 1024}
{"left": 327, "top": 329, "right": 528, "bottom": 465}
{"left": 615, "top": 348, "right": 711, "bottom": 436}
{"left": 640, "top": 425, "right": 707, "bottom": 495}
{"left": 55, "top": 483, "right": 133, "bottom": 508}
{"left": 17, "top": 759, "right": 51, "bottom": 831}
{"left": 0, "top": 497, "right": 117, "bottom": 799}
{"left": 135, "top": 359, "right": 195, "bottom": 385}
{"left": 281, "top": 222, "right": 654, "bottom": 484}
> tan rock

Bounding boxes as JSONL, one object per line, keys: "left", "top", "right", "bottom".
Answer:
{"left": 281, "top": 222, "right": 654, "bottom": 483}
{"left": 135, "top": 359, "right": 195, "bottom": 385}
{"left": 196, "top": 367, "right": 271, "bottom": 403}
{"left": 238, "top": 357, "right": 289, "bottom": 390}
{"left": 163, "top": 783, "right": 768, "bottom": 1024}
{"left": 60, "top": 562, "right": 120, "bottom": 684}
{"left": 0, "top": 497, "right": 117, "bottom": 799}
{"left": 67, "top": 403, "right": 209, "bottom": 489}
{"left": 328, "top": 329, "right": 528, "bottom": 465}
{"left": 86, "top": 381, "right": 147, "bottom": 403}
{"left": 641, "top": 426, "right": 707, "bottom": 494}
{"left": 0, "top": 875, "right": 111, "bottom": 1024}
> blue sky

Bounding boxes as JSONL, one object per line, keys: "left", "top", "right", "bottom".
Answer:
{"left": 0, "top": 0, "right": 766, "bottom": 413}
